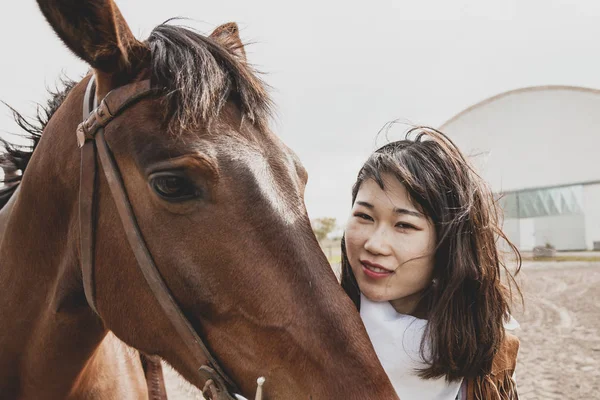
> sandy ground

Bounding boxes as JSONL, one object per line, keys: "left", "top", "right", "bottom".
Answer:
{"left": 511, "top": 261, "right": 600, "bottom": 400}
{"left": 163, "top": 261, "right": 600, "bottom": 399}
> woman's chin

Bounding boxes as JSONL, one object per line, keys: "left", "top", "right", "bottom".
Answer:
{"left": 359, "top": 286, "right": 393, "bottom": 303}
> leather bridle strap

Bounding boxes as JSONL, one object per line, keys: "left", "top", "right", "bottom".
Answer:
{"left": 77, "top": 75, "right": 239, "bottom": 400}
{"left": 79, "top": 77, "right": 99, "bottom": 314}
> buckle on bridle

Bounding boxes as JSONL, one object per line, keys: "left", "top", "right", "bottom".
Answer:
{"left": 76, "top": 99, "right": 113, "bottom": 148}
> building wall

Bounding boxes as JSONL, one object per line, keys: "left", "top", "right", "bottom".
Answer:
{"left": 519, "top": 218, "right": 535, "bottom": 250}
{"left": 533, "top": 214, "right": 586, "bottom": 250}
{"left": 502, "top": 219, "right": 521, "bottom": 250}
{"left": 584, "top": 183, "right": 600, "bottom": 250}
{"left": 504, "top": 215, "right": 586, "bottom": 251}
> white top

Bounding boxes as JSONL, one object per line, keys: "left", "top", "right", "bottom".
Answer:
{"left": 360, "top": 294, "right": 463, "bottom": 400}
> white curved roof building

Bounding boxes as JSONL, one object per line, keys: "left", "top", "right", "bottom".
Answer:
{"left": 441, "top": 86, "right": 600, "bottom": 251}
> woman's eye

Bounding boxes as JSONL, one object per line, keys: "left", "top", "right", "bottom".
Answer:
{"left": 150, "top": 173, "right": 199, "bottom": 201}
{"left": 354, "top": 212, "right": 373, "bottom": 221}
{"left": 396, "top": 223, "right": 415, "bottom": 230}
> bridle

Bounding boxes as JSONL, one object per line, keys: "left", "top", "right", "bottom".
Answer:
{"left": 76, "top": 75, "right": 241, "bottom": 400}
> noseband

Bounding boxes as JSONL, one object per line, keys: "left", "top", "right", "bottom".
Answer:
{"left": 76, "top": 75, "right": 241, "bottom": 400}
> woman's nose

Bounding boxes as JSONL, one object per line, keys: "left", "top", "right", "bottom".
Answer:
{"left": 363, "top": 226, "right": 391, "bottom": 256}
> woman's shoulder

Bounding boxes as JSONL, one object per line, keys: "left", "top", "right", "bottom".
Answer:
{"left": 494, "top": 315, "right": 520, "bottom": 375}
{"left": 491, "top": 331, "right": 520, "bottom": 376}
{"left": 462, "top": 329, "right": 520, "bottom": 400}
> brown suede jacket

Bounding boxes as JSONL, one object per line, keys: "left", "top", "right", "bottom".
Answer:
{"left": 465, "top": 332, "right": 520, "bottom": 400}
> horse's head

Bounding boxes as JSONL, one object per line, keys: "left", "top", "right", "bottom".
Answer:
{"left": 34, "top": 0, "right": 397, "bottom": 398}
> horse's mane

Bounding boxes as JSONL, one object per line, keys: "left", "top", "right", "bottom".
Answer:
{"left": 0, "top": 78, "right": 76, "bottom": 209}
{"left": 0, "top": 23, "right": 273, "bottom": 210}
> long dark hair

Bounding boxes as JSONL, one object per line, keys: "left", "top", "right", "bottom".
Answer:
{"left": 341, "top": 126, "right": 522, "bottom": 381}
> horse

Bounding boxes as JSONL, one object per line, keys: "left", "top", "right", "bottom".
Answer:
{"left": 0, "top": 0, "right": 399, "bottom": 399}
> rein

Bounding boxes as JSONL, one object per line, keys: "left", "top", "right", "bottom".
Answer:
{"left": 76, "top": 75, "right": 242, "bottom": 400}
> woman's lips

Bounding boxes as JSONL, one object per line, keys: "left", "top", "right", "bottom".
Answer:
{"left": 360, "top": 260, "right": 393, "bottom": 279}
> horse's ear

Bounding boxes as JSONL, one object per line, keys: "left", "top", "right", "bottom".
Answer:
{"left": 210, "top": 22, "right": 247, "bottom": 63}
{"left": 36, "top": 0, "right": 149, "bottom": 85}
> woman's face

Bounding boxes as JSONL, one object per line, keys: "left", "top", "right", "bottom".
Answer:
{"left": 344, "top": 173, "right": 436, "bottom": 315}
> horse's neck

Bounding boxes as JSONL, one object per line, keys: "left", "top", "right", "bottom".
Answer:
{"left": 0, "top": 93, "right": 147, "bottom": 399}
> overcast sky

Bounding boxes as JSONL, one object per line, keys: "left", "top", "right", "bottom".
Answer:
{"left": 2, "top": 0, "right": 600, "bottom": 226}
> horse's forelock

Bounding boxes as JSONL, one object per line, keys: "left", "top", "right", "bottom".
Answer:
{"left": 147, "top": 24, "right": 273, "bottom": 135}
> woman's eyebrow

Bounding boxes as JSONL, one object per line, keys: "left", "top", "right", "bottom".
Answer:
{"left": 356, "top": 201, "right": 423, "bottom": 218}
{"left": 356, "top": 201, "right": 374, "bottom": 209}
{"left": 393, "top": 207, "right": 424, "bottom": 218}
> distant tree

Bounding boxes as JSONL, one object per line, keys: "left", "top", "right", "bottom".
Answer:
{"left": 312, "top": 217, "right": 337, "bottom": 242}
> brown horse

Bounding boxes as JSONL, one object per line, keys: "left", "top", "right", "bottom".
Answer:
{"left": 0, "top": 0, "right": 399, "bottom": 399}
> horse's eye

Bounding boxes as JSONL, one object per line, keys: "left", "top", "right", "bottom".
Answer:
{"left": 150, "top": 173, "right": 199, "bottom": 201}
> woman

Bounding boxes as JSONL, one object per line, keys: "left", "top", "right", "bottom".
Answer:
{"left": 340, "top": 126, "right": 521, "bottom": 400}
